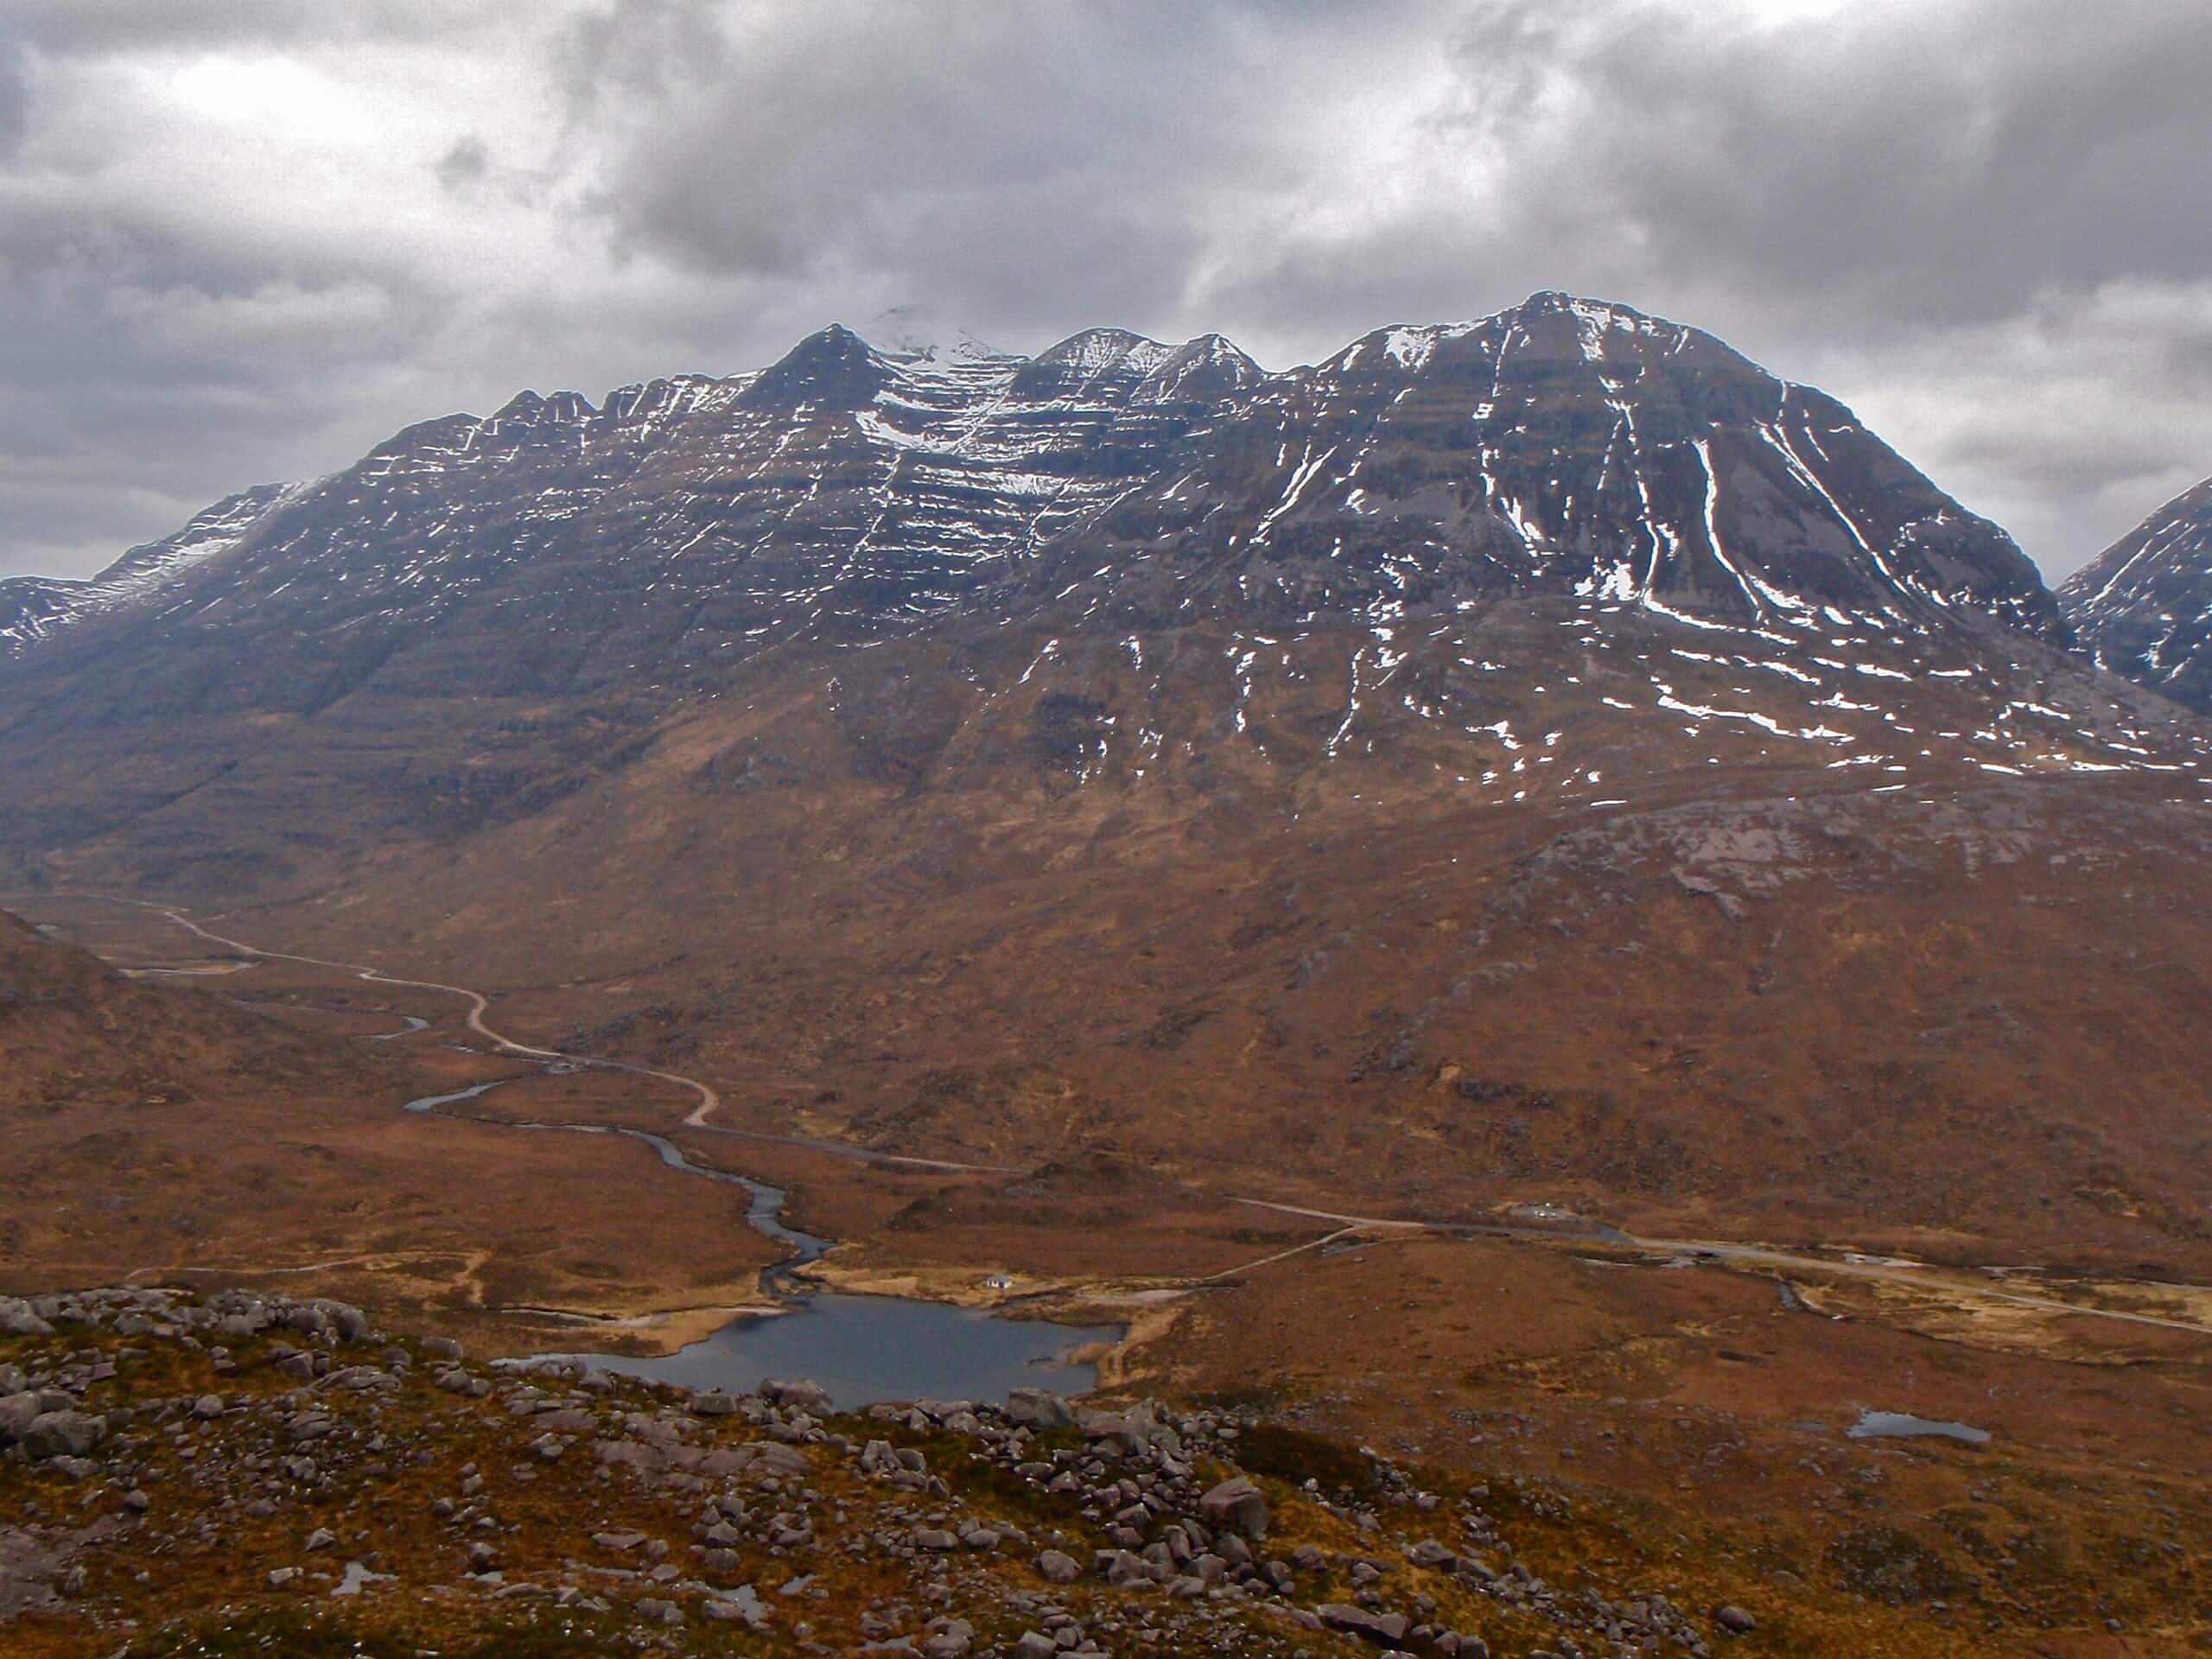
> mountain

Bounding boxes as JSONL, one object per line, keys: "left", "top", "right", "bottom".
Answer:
{"left": 0, "top": 292, "right": 2164, "bottom": 852}
{"left": 3, "top": 292, "right": 2209, "bottom": 1273}
{"left": 0, "top": 292, "right": 2071, "bottom": 692}
{"left": 2059, "top": 471, "right": 2212, "bottom": 714}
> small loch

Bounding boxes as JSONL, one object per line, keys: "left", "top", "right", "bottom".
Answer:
{"left": 403, "top": 1077, "right": 1122, "bottom": 1407}
{"left": 549, "top": 1294, "right": 1121, "bottom": 1410}
{"left": 1847, "top": 1409, "right": 1990, "bottom": 1446}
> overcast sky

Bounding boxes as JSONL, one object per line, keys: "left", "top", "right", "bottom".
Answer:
{"left": 4, "top": 0, "right": 2210, "bottom": 582}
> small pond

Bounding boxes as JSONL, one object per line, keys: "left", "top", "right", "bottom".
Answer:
{"left": 545, "top": 1294, "right": 1121, "bottom": 1409}
{"left": 1847, "top": 1409, "right": 1990, "bottom": 1446}
{"left": 403, "top": 1077, "right": 1122, "bottom": 1407}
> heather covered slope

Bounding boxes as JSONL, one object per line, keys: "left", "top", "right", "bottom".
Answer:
{"left": 13, "top": 1284, "right": 2204, "bottom": 1659}
{"left": 0, "top": 909, "right": 340, "bottom": 1112}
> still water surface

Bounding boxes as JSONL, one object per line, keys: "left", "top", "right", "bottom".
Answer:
{"left": 404, "top": 1078, "right": 1119, "bottom": 1406}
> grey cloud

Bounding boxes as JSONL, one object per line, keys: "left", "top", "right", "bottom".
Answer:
{"left": 0, "top": 0, "right": 493, "bottom": 56}
{"left": 0, "top": 43, "right": 26, "bottom": 159}
{"left": 5, "top": 0, "right": 2212, "bottom": 585}
{"left": 436, "top": 135, "right": 491, "bottom": 191}
{"left": 1211, "top": 0, "right": 2212, "bottom": 341}
{"left": 555, "top": 0, "right": 1402, "bottom": 337}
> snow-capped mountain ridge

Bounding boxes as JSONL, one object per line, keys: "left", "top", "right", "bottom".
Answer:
{"left": 2060, "top": 471, "right": 2212, "bottom": 714}
{"left": 1, "top": 292, "right": 2205, "bottom": 918}
{"left": 0, "top": 482, "right": 301, "bottom": 654}
{"left": 0, "top": 292, "right": 2064, "bottom": 677}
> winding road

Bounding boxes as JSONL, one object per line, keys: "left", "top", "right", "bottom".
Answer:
{"left": 79, "top": 894, "right": 1020, "bottom": 1177}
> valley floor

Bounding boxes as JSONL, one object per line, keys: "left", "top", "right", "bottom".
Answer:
{"left": 3, "top": 894, "right": 2209, "bottom": 1656}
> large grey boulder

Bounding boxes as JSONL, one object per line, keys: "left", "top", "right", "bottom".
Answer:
{"left": 1199, "top": 1475, "right": 1269, "bottom": 1541}
{"left": 0, "top": 1392, "right": 41, "bottom": 1444}
{"left": 701, "top": 1587, "right": 767, "bottom": 1627}
{"left": 1003, "top": 1387, "right": 1074, "bottom": 1430}
{"left": 760, "top": 1377, "right": 832, "bottom": 1413}
{"left": 22, "top": 1410, "right": 106, "bottom": 1461}
{"left": 1319, "top": 1605, "right": 1412, "bottom": 1645}
{"left": 0, "top": 1299, "right": 54, "bottom": 1337}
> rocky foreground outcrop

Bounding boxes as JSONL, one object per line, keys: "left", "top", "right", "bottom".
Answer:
{"left": 0, "top": 1287, "right": 1743, "bottom": 1657}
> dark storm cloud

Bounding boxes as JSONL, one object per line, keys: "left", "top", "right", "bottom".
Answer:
{"left": 3, "top": 0, "right": 2210, "bottom": 582}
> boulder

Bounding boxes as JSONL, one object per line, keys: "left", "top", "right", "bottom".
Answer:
{"left": 0, "top": 1299, "right": 55, "bottom": 1337}
{"left": 1037, "top": 1548, "right": 1082, "bottom": 1584}
{"left": 760, "top": 1377, "right": 833, "bottom": 1413}
{"left": 1101, "top": 1549, "right": 1150, "bottom": 1587}
{"left": 308, "top": 1299, "right": 372, "bottom": 1341}
{"left": 0, "top": 1392, "right": 41, "bottom": 1444}
{"left": 1408, "top": 1538, "right": 1457, "bottom": 1570}
{"left": 22, "top": 1411, "right": 106, "bottom": 1461}
{"left": 1715, "top": 1605, "right": 1757, "bottom": 1635}
{"left": 702, "top": 1588, "right": 768, "bottom": 1628}
{"left": 1198, "top": 1475, "right": 1269, "bottom": 1541}
{"left": 1319, "top": 1605, "right": 1413, "bottom": 1645}
{"left": 860, "top": 1439, "right": 899, "bottom": 1474}
{"left": 1004, "top": 1388, "right": 1074, "bottom": 1430}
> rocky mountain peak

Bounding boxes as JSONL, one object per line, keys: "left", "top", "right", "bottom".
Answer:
{"left": 739, "top": 322, "right": 893, "bottom": 411}
{"left": 2060, "top": 470, "right": 2212, "bottom": 713}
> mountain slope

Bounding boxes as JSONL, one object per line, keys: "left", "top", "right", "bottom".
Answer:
{"left": 2, "top": 295, "right": 2209, "bottom": 1273}
{"left": 2060, "top": 471, "right": 2212, "bottom": 714}
{"left": 0, "top": 294, "right": 2060, "bottom": 677}
{"left": 0, "top": 907, "right": 344, "bottom": 1111}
